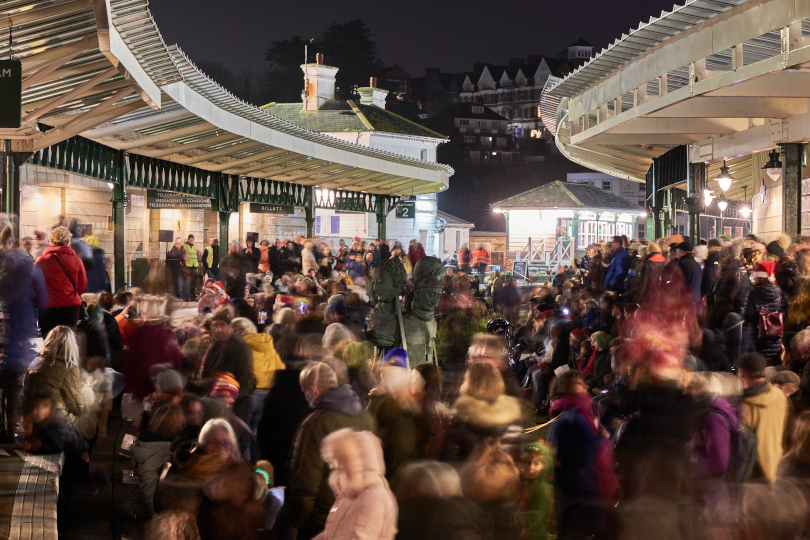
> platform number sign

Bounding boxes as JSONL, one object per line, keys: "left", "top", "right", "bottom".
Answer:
{"left": 0, "top": 60, "right": 22, "bottom": 129}
{"left": 395, "top": 201, "right": 415, "bottom": 219}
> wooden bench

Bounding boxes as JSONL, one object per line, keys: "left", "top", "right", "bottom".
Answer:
{"left": 0, "top": 451, "right": 64, "bottom": 540}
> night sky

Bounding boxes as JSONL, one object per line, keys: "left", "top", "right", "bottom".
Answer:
{"left": 150, "top": 0, "right": 681, "bottom": 77}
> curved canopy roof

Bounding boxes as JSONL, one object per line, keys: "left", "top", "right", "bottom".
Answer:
{"left": 0, "top": 0, "right": 451, "bottom": 196}
{"left": 541, "top": 0, "right": 810, "bottom": 200}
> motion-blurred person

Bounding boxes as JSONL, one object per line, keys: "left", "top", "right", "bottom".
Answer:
{"left": 133, "top": 404, "right": 186, "bottom": 515}
{"left": 194, "top": 309, "right": 255, "bottom": 422}
{"left": 83, "top": 235, "right": 110, "bottom": 294}
{"left": 281, "top": 361, "right": 375, "bottom": 540}
{"left": 393, "top": 461, "right": 487, "bottom": 540}
{"left": 737, "top": 352, "right": 789, "bottom": 481}
{"left": 167, "top": 237, "right": 184, "bottom": 300}
{"left": 202, "top": 238, "right": 219, "bottom": 281}
{"left": 243, "top": 236, "right": 261, "bottom": 273}
{"left": 33, "top": 226, "right": 87, "bottom": 337}
{"left": 317, "top": 428, "right": 398, "bottom": 540}
{"left": 230, "top": 317, "right": 284, "bottom": 433}
{"left": 0, "top": 224, "right": 36, "bottom": 441}
{"left": 24, "top": 326, "right": 97, "bottom": 443}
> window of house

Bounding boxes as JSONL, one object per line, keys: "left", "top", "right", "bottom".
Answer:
{"left": 723, "top": 226, "right": 732, "bottom": 237}
{"left": 638, "top": 224, "right": 646, "bottom": 238}
{"left": 639, "top": 183, "right": 646, "bottom": 191}
{"left": 472, "top": 105, "right": 483, "bottom": 113}
{"left": 602, "top": 181, "right": 611, "bottom": 191}
{"left": 638, "top": 201, "right": 645, "bottom": 207}
{"left": 735, "top": 227, "right": 743, "bottom": 238}
{"left": 455, "top": 230, "right": 461, "bottom": 250}
{"left": 330, "top": 216, "right": 340, "bottom": 234}
{"left": 315, "top": 216, "right": 322, "bottom": 235}
{"left": 419, "top": 230, "right": 427, "bottom": 246}
{"left": 480, "top": 137, "right": 493, "bottom": 147}
{"left": 459, "top": 119, "right": 470, "bottom": 125}
{"left": 496, "top": 137, "right": 507, "bottom": 147}
{"left": 420, "top": 149, "right": 427, "bottom": 160}
{"left": 481, "top": 121, "right": 488, "bottom": 129}
{"left": 464, "top": 136, "right": 475, "bottom": 143}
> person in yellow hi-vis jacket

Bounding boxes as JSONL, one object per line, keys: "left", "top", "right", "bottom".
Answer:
{"left": 181, "top": 234, "right": 198, "bottom": 301}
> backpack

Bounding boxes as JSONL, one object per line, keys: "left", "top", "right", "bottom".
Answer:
{"left": 700, "top": 410, "right": 758, "bottom": 483}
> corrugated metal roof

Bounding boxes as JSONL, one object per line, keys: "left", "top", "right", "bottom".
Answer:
{"left": 544, "top": 0, "right": 747, "bottom": 104}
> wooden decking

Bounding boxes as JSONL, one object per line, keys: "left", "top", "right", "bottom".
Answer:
{"left": 0, "top": 451, "right": 63, "bottom": 540}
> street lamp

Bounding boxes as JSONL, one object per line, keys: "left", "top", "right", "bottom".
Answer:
{"left": 740, "top": 206, "right": 751, "bottom": 218}
{"left": 717, "top": 199, "right": 728, "bottom": 212}
{"left": 762, "top": 149, "right": 783, "bottom": 182}
{"left": 715, "top": 161, "right": 733, "bottom": 192}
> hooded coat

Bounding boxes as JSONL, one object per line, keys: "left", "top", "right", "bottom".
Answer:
{"left": 743, "top": 283, "right": 787, "bottom": 364}
{"left": 678, "top": 253, "right": 703, "bottom": 302}
{"left": 441, "top": 394, "right": 524, "bottom": 464}
{"left": 604, "top": 247, "right": 630, "bottom": 293}
{"left": 739, "top": 381, "right": 788, "bottom": 481}
{"left": 241, "top": 333, "right": 285, "bottom": 389}
{"left": 701, "top": 248, "right": 722, "bottom": 297}
{"left": 285, "top": 384, "right": 376, "bottom": 537}
{"left": 316, "top": 429, "right": 398, "bottom": 540}
{"left": 25, "top": 356, "right": 97, "bottom": 440}
{"left": 690, "top": 396, "right": 738, "bottom": 480}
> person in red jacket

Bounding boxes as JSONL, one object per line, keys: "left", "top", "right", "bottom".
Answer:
{"left": 33, "top": 226, "right": 87, "bottom": 339}
{"left": 407, "top": 239, "right": 426, "bottom": 269}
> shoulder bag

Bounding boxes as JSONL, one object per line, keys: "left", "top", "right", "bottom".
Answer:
{"left": 51, "top": 253, "right": 89, "bottom": 322}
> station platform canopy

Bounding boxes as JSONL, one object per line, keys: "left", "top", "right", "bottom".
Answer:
{"left": 540, "top": 0, "right": 810, "bottom": 202}
{"left": 0, "top": 0, "right": 452, "bottom": 196}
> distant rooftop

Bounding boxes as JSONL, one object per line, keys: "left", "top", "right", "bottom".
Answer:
{"left": 492, "top": 181, "right": 641, "bottom": 212}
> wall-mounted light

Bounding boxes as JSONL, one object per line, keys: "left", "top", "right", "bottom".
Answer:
{"left": 107, "top": 182, "right": 114, "bottom": 190}
{"left": 715, "top": 161, "right": 733, "bottom": 192}
{"left": 703, "top": 189, "right": 714, "bottom": 207}
{"left": 762, "top": 149, "right": 783, "bottom": 182}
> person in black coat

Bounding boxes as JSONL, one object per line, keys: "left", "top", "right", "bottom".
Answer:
{"left": 242, "top": 238, "right": 261, "bottom": 273}
{"left": 378, "top": 239, "right": 391, "bottom": 262}
{"left": 701, "top": 239, "right": 723, "bottom": 298}
{"left": 255, "top": 364, "right": 309, "bottom": 487}
{"left": 269, "top": 240, "right": 283, "bottom": 282}
{"left": 85, "top": 247, "right": 111, "bottom": 294}
{"left": 744, "top": 261, "right": 788, "bottom": 366}
{"left": 676, "top": 240, "right": 702, "bottom": 302}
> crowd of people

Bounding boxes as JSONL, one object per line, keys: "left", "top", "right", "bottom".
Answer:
{"left": 6, "top": 213, "right": 810, "bottom": 540}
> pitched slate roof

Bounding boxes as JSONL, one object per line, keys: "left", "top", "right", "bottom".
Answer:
{"left": 438, "top": 210, "right": 474, "bottom": 226}
{"left": 568, "top": 38, "right": 593, "bottom": 47}
{"left": 492, "top": 181, "right": 641, "bottom": 211}
{"left": 261, "top": 101, "right": 446, "bottom": 139}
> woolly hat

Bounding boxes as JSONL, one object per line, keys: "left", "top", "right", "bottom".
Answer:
{"left": 766, "top": 240, "right": 785, "bottom": 258}
{"left": 592, "top": 331, "right": 612, "bottom": 351}
{"left": 753, "top": 261, "right": 776, "bottom": 281}
{"left": 339, "top": 238, "right": 346, "bottom": 245}
{"left": 210, "top": 372, "right": 240, "bottom": 399}
{"left": 324, "top": 294, "right": 347, "bottom": 318}
{"left": 275, "top": 295, "right": 293, "bottom": 306}
{"left": 770, "top": 370, "right": 801, "bottom": 385}
{"left": 382, "top": 348, "right": 409, "bottom": 369}
{"left": 675, "top": 240, "right": 694, "bottom": 252}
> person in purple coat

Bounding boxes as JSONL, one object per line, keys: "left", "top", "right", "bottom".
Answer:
{"left": 687, "top": 372, "right": 738, "bottom": 530}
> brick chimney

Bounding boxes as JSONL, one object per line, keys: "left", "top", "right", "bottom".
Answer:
{"left": 302, "top": 53, "right": 339, "bottom": 111}
{"left": 358, "top": 77, "right": 389, "bottom": 108}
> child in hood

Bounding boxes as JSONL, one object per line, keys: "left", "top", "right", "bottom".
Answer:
{"left": 520, "top": 441, "right": 556, "bottom": 540}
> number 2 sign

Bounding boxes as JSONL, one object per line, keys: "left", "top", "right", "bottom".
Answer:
{"left": 395, "top": 202, "right": 415, "bottom": 219}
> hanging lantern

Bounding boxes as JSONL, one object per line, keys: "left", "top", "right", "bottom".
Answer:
{"left": 715, "top": 161, "right": 733, "bottom": 192}
{"left": 762, "top": 149, "right": 783, "bottom": 182}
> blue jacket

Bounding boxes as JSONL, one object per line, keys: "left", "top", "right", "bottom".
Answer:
{"left": 604, "top": 247, "right": 630, "bottom": 293}
{"left": 549, "top": 409, "right": 600, "bottom": 502}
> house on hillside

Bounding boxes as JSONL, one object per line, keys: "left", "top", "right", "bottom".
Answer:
{"left": 422, "top": 103, "right": 519, "bottom": 164}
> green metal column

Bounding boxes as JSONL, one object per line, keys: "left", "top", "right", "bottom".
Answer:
{"left": 305, "top": 186, "right": 315, "bottom": 238}
{"left": 503, "top": 211, "right": 510, "bottom": 252}
{"left": 376, "top": 200, "right": 386, "bottom": 239}
{"left": 782, "top": 143, "right": 803, "bottom": 236}
{"left": 218, "top": 211, "right": 229, "bottom": 282}
{"left": 1, "top": 141, "right": 24, "bottom": 243}
{"left": 572, "top": 211, "right": 580, "bottom": 255}
{"left": 687, "top": 162, "right": 705, "bottom": 246}
{"left": 111, "top": 151, "right": 126, "bottom": 291}
{"left": 663, "top": 190, "right": 673, "bottom": 236}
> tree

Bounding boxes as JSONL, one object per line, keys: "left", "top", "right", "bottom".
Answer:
{"left": 264, "top": 36, "right": 316, "bottom": 104}
{"left": 315, "top": 20, "right": 385, "bottom": 101}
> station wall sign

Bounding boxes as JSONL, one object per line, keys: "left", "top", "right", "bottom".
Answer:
{"left": 249, "top": 203, "right": 295, "bottom": 214}
{"left": 395, "top": 201, "right": 415, "bottom": 219}
{"left": 146, "top": 190, "right": 213, "bottom": 209}
{"left": 0, "top": 60, "right": 22, "bottom": 129}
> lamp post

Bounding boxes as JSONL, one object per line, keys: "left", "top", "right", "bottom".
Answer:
{"left": 762, "top": 148, "right": 783, "bottom": 182}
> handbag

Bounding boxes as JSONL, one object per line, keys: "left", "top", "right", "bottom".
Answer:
{"left": 757, "top": 290, "right": 784, "bottom": 339}
{"left": 51, "top": 253, "right": 89, "bottom": 322}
